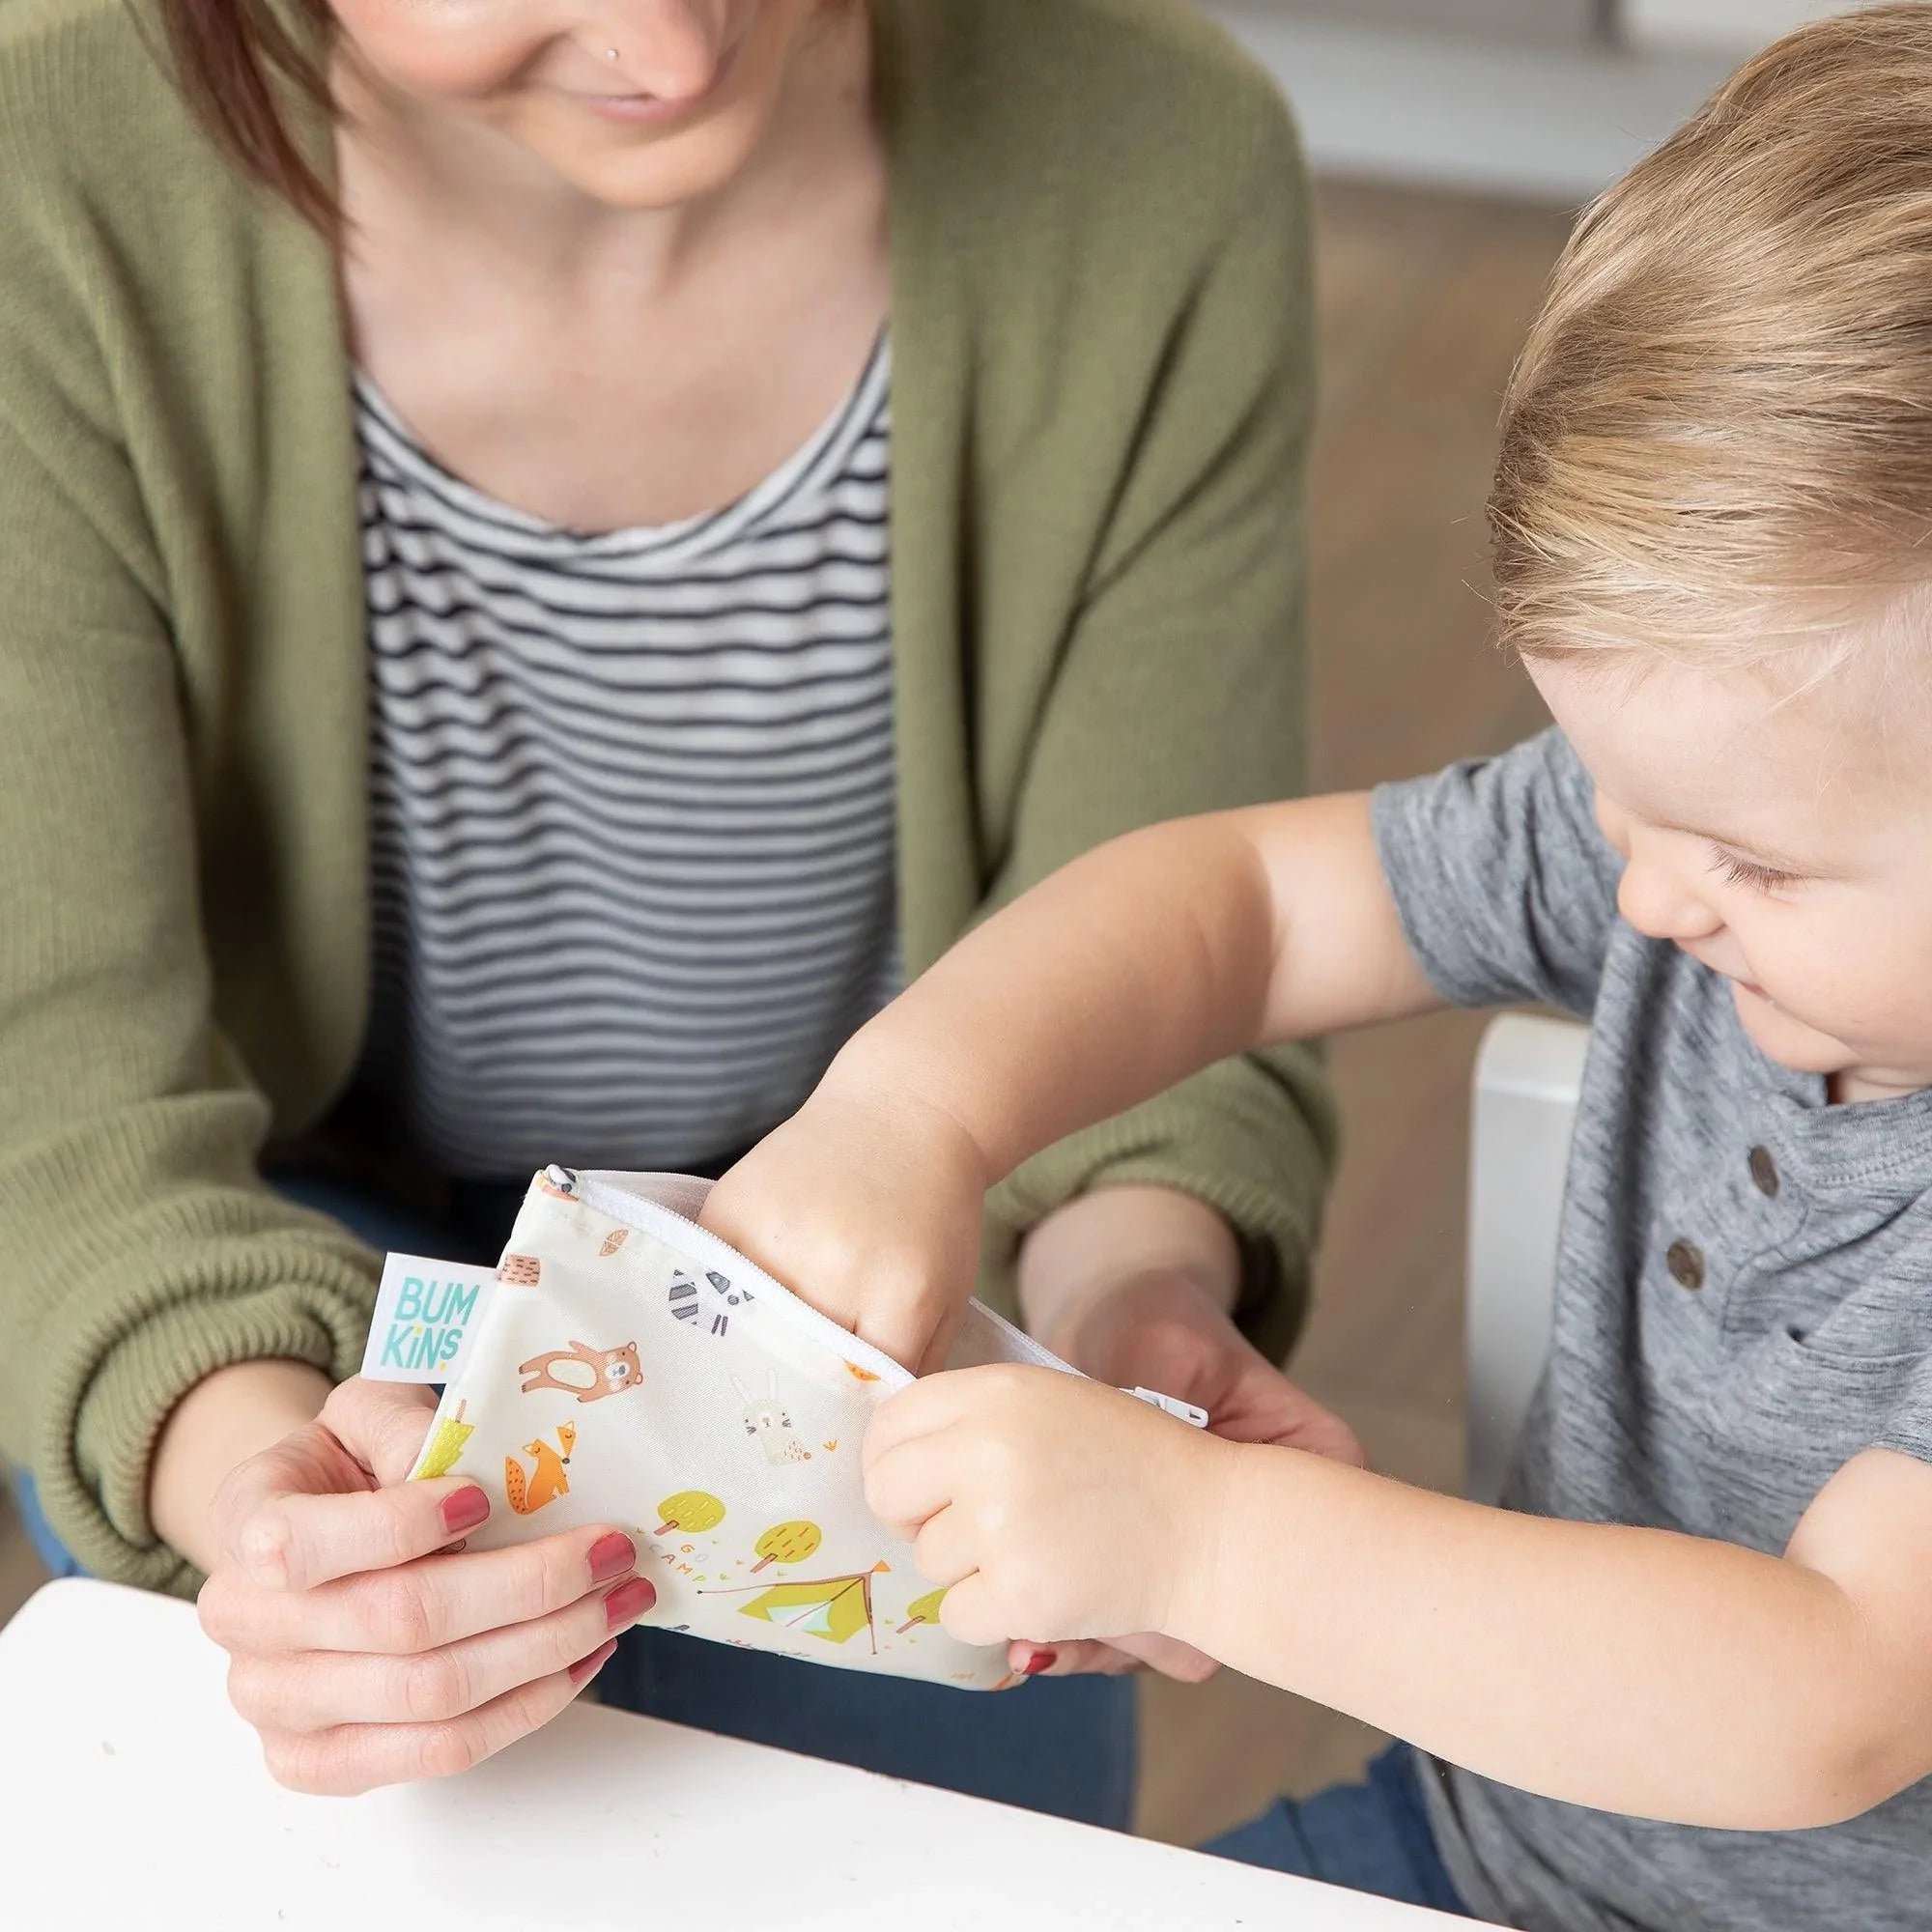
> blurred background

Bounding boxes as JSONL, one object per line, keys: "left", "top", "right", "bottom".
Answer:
{"left": 0, "top": 0, "right": 1863, "bottom": 1842}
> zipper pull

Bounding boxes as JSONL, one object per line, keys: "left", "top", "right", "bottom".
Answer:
{"left": 1123, "top": 1386, "right": 1210, "bottom": 1430}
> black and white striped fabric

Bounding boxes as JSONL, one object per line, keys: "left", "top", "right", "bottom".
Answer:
{"left": 355, "top": 340, "right": 898, "bottom": 1178}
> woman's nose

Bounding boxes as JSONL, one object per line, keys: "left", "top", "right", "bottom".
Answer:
{"left": 1616, "top": 849, "right": 1722, "bottom": 945}
{"left": 602, "top": 2, "right": 731, "bottom": 101}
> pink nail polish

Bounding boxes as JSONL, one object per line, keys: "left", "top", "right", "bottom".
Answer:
{"left": 604, "top": 1577, "right": 657, "bottom": 1630}
{"left": 440, "top": 1487, "right": 490, "bottom": 1536}
{"left": 569, "top": 1638, "right": 617, "bottom": 1688}
{"left": 587, "top": 1531, "right": 637, "bottom": 1583}
{"left": 1023, "top": 1649, "right": 1059, "bottom": 1676}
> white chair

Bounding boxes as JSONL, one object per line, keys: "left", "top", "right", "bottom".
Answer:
{"left": 1464, "top": 1012, "right": 1590, "bottom": 1504}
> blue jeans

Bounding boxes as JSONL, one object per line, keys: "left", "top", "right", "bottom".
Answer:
{"left": 1206, "top": 1745, "right": 1470, "bottom": 1916}
{"left": 9, "top": 1168, "right": 1137, "bottom": 1831}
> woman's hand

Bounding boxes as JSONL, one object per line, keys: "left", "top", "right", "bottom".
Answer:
{"left": 1066, "top": 1271, "right": 1368, "bottom": 1470}
{"left": 197, "top": 1377, "right": 655, "bottom": 1795}
{"left": 865, "top": 1365, "right": 1237, "bottom": 1655}
{"left": 700, "top": 1074, "right": 990, "bottom": 1375}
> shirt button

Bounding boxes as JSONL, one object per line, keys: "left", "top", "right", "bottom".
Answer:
{"left": 1748, "top": 1147, "right": 1780, "bottom": 1198}
{"left": 1666, "top": 1240, "right": 1706, "bottom": 1291}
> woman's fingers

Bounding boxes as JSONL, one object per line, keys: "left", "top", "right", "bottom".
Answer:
{"left": 1009, "top": 1639, "right": 1146, "bottom": 1679}
{"left": 201, "top": 1524, "right": 640, "bottom": 1656}
{"left": 228, "top": 1468, "right": 497, "bottom": 1594}
{"left": 258, "top": 1649, "right": 615, "bottom": 1797}
{"left": 1005, "top": 1634, "right": 1220, "bottom": 1682}
{"left": 226, "top": 1574, "right": 657, "bottom": 1731}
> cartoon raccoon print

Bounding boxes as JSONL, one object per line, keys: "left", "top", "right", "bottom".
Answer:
{"left": 668, "top": 1268, "right": 753, "bottom": 1337}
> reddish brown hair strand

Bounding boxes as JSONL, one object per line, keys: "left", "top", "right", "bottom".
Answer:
{"left": 160, "top": 0, "right": 337, "bottom": 227}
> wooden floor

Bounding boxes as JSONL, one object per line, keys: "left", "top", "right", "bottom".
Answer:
{"left": 0, "top": 177, "right": 1573, "bottom": 1845}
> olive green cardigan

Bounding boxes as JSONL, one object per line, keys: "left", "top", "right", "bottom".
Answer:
{"left": 0, "top": 0, "right": 1334, "bottom": 1593}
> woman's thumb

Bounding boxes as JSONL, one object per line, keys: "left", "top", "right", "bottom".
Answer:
{"left": 327, "top": 1377, "right": 441, "bottom": 1485}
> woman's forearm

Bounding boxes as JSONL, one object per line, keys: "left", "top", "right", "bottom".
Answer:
{"left": 150, "top": 1361, "right": 333, "bottom": 1573}
{"left": 1016, "top": 1184, "right": 1239, "bottom": 1361}
{"left": 1168, "top": 1447, "right": 1890, "bottom": 1831}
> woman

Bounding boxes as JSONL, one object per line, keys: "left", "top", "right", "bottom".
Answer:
{"left": 0, "top": 0, "right": 1346, "bottom": 1821}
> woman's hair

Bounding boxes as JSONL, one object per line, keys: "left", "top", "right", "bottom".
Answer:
{"left": 1492, "top": 3, "right": 1932, "bottom": 669}
{"left": 161, "top": 1, "right": 336, "bottom": 227}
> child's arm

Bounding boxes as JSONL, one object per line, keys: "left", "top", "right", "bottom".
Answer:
{"left": 703, "top": 795, "right": 1437, "bottom": 1369}
{"left": 865, "top": 1370, "right": 1932, "bottom": 1833}
{"left": 834, "top": 793, "right": 1434, "bottom": 1183}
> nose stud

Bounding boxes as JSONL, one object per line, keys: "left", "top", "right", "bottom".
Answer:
{"left": 607, "top": 47, "right": 620, "bottom": 60}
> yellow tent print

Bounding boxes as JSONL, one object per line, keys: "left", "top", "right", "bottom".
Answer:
{"left": 708, "top": 1563, "right": 891, "bottom": 1653}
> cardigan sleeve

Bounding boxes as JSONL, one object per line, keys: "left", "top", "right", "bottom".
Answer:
{"left": 0, "top": 116, "right": 378, "bottom": 1596}
{"left": 977, "top": 84, "right": 1337, "bottom": 1364}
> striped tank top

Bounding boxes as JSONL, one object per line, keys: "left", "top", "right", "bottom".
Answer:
{"left": 354, "top": 340, "right": 898, "bottom": 1179}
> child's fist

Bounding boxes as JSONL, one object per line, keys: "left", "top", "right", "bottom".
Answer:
{"left": 862, "top": 1365, "right": 1232, "bottom": 1649}
{"left": 702, "top": 1078, "right": 990, "bottom": 1375}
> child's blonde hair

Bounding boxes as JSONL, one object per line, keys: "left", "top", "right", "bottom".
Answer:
{"left": 1492, "top": 3, "right": 1932, "bottom": 668}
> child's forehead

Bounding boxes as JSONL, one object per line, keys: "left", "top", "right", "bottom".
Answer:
{"left": 1530, "top": 647, "right": 1926, "bottom": 842}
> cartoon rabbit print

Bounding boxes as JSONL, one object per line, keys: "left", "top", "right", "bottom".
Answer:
{"left": 735, "top": 1371, "right": 812, "bottom": 1465}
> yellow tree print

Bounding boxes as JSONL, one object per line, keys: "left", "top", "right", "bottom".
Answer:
{"left": 654, "top": 1491, "right": 726, "bottom": 1538}
{"left": 750, "top": 1520, "right": 822, "bottom": 1574}
{"left": 413, "top": 1401, "right": 474, "bottom": 1481}
{"left": 897, "top": 1588, "right": 948, "bottom": 1635}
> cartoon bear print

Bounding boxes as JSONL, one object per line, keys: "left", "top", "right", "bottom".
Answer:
{"left": 520, "top": 1339, "right": 643, "bottom": 1404}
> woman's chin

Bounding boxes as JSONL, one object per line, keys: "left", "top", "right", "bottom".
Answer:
{"left": 528, "top": 117, "right": 769, "bottom": 209}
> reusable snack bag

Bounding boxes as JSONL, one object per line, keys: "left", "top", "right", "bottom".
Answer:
{"left": 397, "top": 1167, "right": 1112, "bottom": 1691}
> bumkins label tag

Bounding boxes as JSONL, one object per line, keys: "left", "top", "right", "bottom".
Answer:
{"left": 361, "top": 1255, "right": 500, "bottom": 1383}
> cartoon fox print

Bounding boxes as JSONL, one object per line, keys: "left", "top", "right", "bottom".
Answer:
{"left": 505, "top": 1423, "right": 577, "bottom": 1516}
{"left": 734, "top": 1371, "right": 813, "bottom": 1466}
{"left": 520, "top": 1339, "right": 643, "bottom": 1403}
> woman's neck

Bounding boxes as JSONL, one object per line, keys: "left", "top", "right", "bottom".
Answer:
{"left": 330, "top": 9, "right": 876, "bottom": 296}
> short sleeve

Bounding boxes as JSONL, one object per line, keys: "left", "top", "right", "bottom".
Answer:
{"left": 1371, "top": 727, "right": 1623, "bottom": 1017}
{"left": 1874, "top": 1364, "right": 1932, "bottom": 1471}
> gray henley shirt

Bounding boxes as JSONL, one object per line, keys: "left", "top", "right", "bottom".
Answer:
{"left": 1374, "top": 727, "right": 1932, "bottom": 1932}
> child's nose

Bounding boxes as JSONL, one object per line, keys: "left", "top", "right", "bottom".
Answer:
{"left": 1617, "top": 850, "right": 1722, "bottom": 945}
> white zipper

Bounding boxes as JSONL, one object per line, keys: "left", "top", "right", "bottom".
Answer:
{"left": 554, "top": 1165, "right": 1207, "bottom": 1429}
{"left": 567, "top": 1168, "right": 917, "bottom": 1391}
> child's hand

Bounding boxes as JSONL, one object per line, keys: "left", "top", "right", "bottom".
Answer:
{"left": 701, "top": 1077, "right": 991, "bottom": 1375}
{"left": 863, "top": 1365, "right": 1232, "bottom": 1648}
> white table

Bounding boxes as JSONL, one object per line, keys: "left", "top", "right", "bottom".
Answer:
{"left": 0, "top": 1579, "right": 1455, "bottom": 1929}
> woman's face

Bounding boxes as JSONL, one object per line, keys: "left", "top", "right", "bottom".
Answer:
{"left": 328, "top": 2, "right": 838, "bottom": 208}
